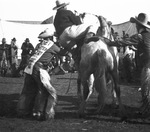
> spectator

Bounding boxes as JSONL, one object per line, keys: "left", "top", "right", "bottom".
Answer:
{"left": 15, "top": 38, "right": 34, "bottom": 76}
{"left": 0, "top": 38, "right": 11, "bottom": 70}
{"left": 10, "top": 37, "right": 19, "bottom": 76}
{"left": 17, "top": 28, "right": 69, "bottom": 121}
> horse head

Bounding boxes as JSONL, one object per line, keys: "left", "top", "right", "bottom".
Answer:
{"left": 79, "top": 12, "right": 101, "bottom": 27}
{"left": 97, "top": 16, "right": 114, "bottom": 41}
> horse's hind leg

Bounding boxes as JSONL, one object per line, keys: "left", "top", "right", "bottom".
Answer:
{"left": 110, "top": 70, "right": 127, "bottom": 119}
{"left": 94, "top": 74, "right": 107, "bottom": 114}
{"left": 78, "top": 79, "right": 89, "bottom": 117}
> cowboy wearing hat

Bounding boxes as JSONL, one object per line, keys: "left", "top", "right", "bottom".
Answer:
{"left": 130, "top": 13, "right": 150, "bottom": 67}
{"left": 53, "top": 0, "right": 100, "bottom": 70}
{"left": 130, "top": 13, "right": 150, "bottom": 116}
{"left": 53, "top": 0, "right": 69, "bottom": 10}
{"left": 17, "top": 28, "right": 69, "bottom": 121}
{"left": 53, "top": 0, "right": 100, "bottom": 45}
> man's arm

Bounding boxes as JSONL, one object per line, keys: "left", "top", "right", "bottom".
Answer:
{"left": 51, "top": 44, "right": 69, "bottom": 56}
{"left": 69, "top": 10, "right": 82, "bottom": 25}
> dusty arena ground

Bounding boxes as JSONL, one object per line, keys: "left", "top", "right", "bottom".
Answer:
{"left": 0, "top": 72, "right": 150, "bottom": 132}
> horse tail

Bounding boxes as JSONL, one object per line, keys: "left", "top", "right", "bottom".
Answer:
{"left": 140, "top": 63, "right": 150, "bottom": 115}
{"left": 94, "top": 49, "right": 108, "bottom": 78}
{"left": 94, "top": 49, "right": 108, "bottom": 106}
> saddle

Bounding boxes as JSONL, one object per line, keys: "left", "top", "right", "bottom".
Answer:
{"left": 85, "top": 36, "right": 121, "bottom": 47}
{"left": 85, "top": 36, "right": 111, "bottom": 44}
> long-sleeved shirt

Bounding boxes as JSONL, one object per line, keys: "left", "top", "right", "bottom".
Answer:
{"left": 37, "top": 43, "right": 68, "bottom": 66}
{"left": 139, "top": 29, "right": 150, "bottom": 64}
{"left": 0, "top": 43, "right": 11, "bottom": 60}
{"left": 21, "top": 42, "right": 34, "bottom": 56}
{"left": 54, "top": 8, "right": 81, "bottom": 37}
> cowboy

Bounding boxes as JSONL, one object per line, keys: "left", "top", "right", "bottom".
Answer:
{"left": 130, "top": 13, "right": 150, "bottom": 68}
{"left": 17, "top": 28, "right": 69, "bottom": 121}
{"left": 130, "top": 13, "right": 150, "bottom": 115}
{"left": 53, "top": 0, "right": 100, "bottom": 62}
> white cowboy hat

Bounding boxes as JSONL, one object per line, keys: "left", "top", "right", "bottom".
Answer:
{"left": 53, "top": 0, "right": 69, "bottom": 10}
{"left": 38, "top": 28, "right": 54, "bottom": 38}
{"left": 130, "top": 13, "right": 150, "bottom": 29}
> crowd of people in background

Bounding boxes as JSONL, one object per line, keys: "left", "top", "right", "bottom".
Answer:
{"left": 0, "top": 37, "right": 33, "bottom": 77}
{"left": 0, "top": 36, "right": 76, "bottom": 77}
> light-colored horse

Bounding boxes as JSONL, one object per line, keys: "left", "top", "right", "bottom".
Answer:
{"left": 77, "top": 14, "right": 126, "bottom": 119}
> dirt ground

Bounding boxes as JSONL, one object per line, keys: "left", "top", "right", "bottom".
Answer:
{"left": 0, "top": 72, "right": 150, "bottom": 132}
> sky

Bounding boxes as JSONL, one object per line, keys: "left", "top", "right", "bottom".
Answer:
{"left": 0, "top": 0, "right": 150, "bottom": 24}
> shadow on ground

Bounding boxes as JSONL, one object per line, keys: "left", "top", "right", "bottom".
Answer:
{"left": 0, "top": 91, "right": 150, "bottom": 126}
{"left": 0, "top": 93, "right": 19, "bottom": 117}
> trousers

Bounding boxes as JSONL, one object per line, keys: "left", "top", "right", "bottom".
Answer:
{"left": 59, "top": 24, "right": 99, "bottom": 49}
{"left": 17, "top": 62, "right": 56, "bottom": 118}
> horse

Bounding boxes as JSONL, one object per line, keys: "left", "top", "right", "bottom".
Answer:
{"left": 76, "top": 13, "right": 118, "bottom": 100}
{"left": 77, "top": 14, "right": 126, "bottom": 119}
{"left": 76, "top": 13, "right": 102, "bottom": 99}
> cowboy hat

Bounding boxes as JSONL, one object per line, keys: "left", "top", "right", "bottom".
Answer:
{"left": 38, "top": 28, "right": 54, "bottom": 38}
{"left": 53, "top": 0, "right": 69, "bottom": 10}
{"left": 130, "top": 13, "right": 150, "bottom": 29}
{"left": 107, "top": 21, "right": 112, "bottom": 26}
{"left": 12, "top": 37, "right": 16, "bottom": 41}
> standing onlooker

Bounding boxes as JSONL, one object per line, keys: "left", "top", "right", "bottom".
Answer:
{"left": 0, "top": 38, "right": 11, "bottom": 73}
{"left": 15, "top": 38, "right": 34, "bottom": 76}
{"left": 10, "top": 37, "right": 19, "bottom": 76}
